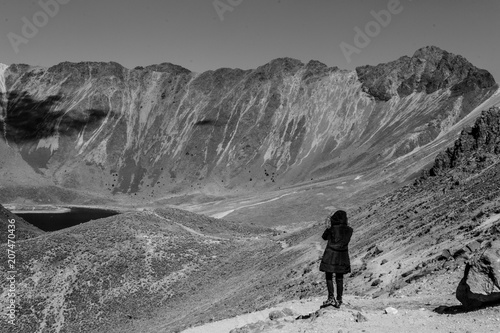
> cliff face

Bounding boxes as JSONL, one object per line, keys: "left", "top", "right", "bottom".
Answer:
{"left": 0, "top": 46, "right": 497, "bottom": 202}
{"left": 429, "top": 107, "right": 500, "bottom": 176}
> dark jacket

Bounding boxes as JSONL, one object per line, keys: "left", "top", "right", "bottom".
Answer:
{"left": 319, "top": 219, "right": 353, "bottom": 274}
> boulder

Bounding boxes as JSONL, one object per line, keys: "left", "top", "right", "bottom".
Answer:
{"left": 456, "top": 240, "right": 500, "bottom": 309}
{"left": 384, "top": 307, "right": 398, "bottom": 314}
{"left": 268, "top": 310, "right": 285, "bottom": 320}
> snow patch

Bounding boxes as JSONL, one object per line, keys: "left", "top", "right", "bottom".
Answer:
{"left": 84, "top": 138, "right": 108, "bottom": 166}
{"left": 0, "top": 63, "right": 7, "bottom": 93}
{"left": 211, "top": 210, "right": 235, "bottom": 219}
{"left": 37, "top": 134, "right": 60, "bottom": 154}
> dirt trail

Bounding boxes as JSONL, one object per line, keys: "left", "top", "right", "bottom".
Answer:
{"left": 152, "top": 212, "right": 227, "bottom": 240}
{"left": 210, "top": 192, "right": 298, "bottom": 219}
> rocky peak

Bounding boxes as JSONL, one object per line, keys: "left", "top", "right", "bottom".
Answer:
{"left": 3, "top": 63, "right": 30, "bottom": 75}
{"left": 428, "top": 106, "right": 500, "bottom": 176}
{"left": 47, "top": 61, "right": 126, "bottom": 78}
{"left": 302, "top": 60, "right": 338, "bottom": 82}
{"left": 356, "top": 46, "right": 497, "bottom": 101}
{"left": 142, "top": 62, "right": 191, "bottom": 75}
{"left": 253, "top": 57, "right": 304, "bottom": 78}
{"left": 412, "top": 45, "right": 448, "bottom": 61}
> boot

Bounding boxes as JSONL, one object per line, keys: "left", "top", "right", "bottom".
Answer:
{"left": 336, "top": 277, "right": 344, "bottom": 307}
{"left": 323, "top": 279, "right": 336, "bottom": 306}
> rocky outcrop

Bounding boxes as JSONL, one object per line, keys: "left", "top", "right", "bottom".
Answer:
{"left": 456, "top": 240, "right": 500, "bottom": 309}
{"left": 356, "top": 46, "right": 497, "bottom": 101}
{"left": 429, "top": 107, "right": 500, "bottom": 176}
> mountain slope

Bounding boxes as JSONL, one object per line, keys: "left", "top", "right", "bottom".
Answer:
{"left": 0, "top": 207, "right": 278, "bottom": 333}
{"left": 0, "top": 204, "right": 43, "bottom": 241}
{"left": 1, "top": 108, "right": 500, "bottom": 333}
{"left": 281, "top": 107, "right": 500, "bottom": 301}
{"left": 0, "top": 46, "right": 497, "bottom": 204}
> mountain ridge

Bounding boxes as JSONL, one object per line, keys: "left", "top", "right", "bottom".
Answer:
{"left": 0, "top": 46, "right": 497, "bottom": 204}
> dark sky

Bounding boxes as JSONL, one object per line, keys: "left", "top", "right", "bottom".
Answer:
{"left": 0, "top": 0, "right": 498, "bottom": 80}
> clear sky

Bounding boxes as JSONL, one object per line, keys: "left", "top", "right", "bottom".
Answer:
{"left": 0, "top": 0, "right": 499, "bottom": 81}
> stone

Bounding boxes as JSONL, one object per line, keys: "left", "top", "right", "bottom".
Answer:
{"left": 268, "top": 310, "right": 285, "bottom": 320}
{"left": 466, "top": 240, "right": 481, "bottom": 253}
{"left": 441, "top": 249, "right": 452, "bottom": 260}
{"left": 354, "top": 311, "right": 368, "bottom": 322}
{"left": 384, "top": 307, "right": 398, "bottom": 314}
{"left": 374, "top": 246, "right": 384, "bottom": 255}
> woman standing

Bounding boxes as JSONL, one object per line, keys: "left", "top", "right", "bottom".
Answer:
{"left": 319, "top": 210, "right": 353, "bottom": 308}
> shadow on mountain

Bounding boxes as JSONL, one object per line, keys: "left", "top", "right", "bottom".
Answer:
{"left": 0, "top": 91, "right": 108, "bottom": 144}
{"left": 194, "top": 118, "right": 225, "bottom": 127}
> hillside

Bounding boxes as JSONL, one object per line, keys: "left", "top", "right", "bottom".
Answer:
{"left": 1, "top": 108, "right": 499, "bottom": 333}
{"left": 0, "top": 204, "right": 43, "bottom": 241}
{"left": 0, "top": 207, "right": 283, "bottom": 333}
{"left": 0, "top": 46, "right": 497, "bottom": 205}
{"left": 269, "top": 107, "right": 500, "bottom": 301}
{"left": 181, "top": 109, "right": 500, "bottom": 333}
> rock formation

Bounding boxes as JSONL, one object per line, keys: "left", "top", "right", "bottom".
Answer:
{"left": 429, "top": 106, "right": 500, "bottom": 176}
{"left": 356, "top": 46, "right": 496, "bottom": 101}
{"left": 456, "top": 240, "right": 500, "bottom": 309}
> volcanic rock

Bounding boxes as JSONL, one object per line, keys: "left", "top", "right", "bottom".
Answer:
{"left": 429, "top": 107, "right": 500, "bottom": 176}
{"left": 456, "top": 240, "right": 500, "bottom": 309}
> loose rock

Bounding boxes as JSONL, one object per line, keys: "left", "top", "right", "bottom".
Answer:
{"left": 269, "top": 310, "right": 285, "bottom": 320}
{"left": 354, "top": 311, "right": 368, "bottom": 322}
{"left": 384, "top": 307, "right": 398, "bottom": 314}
